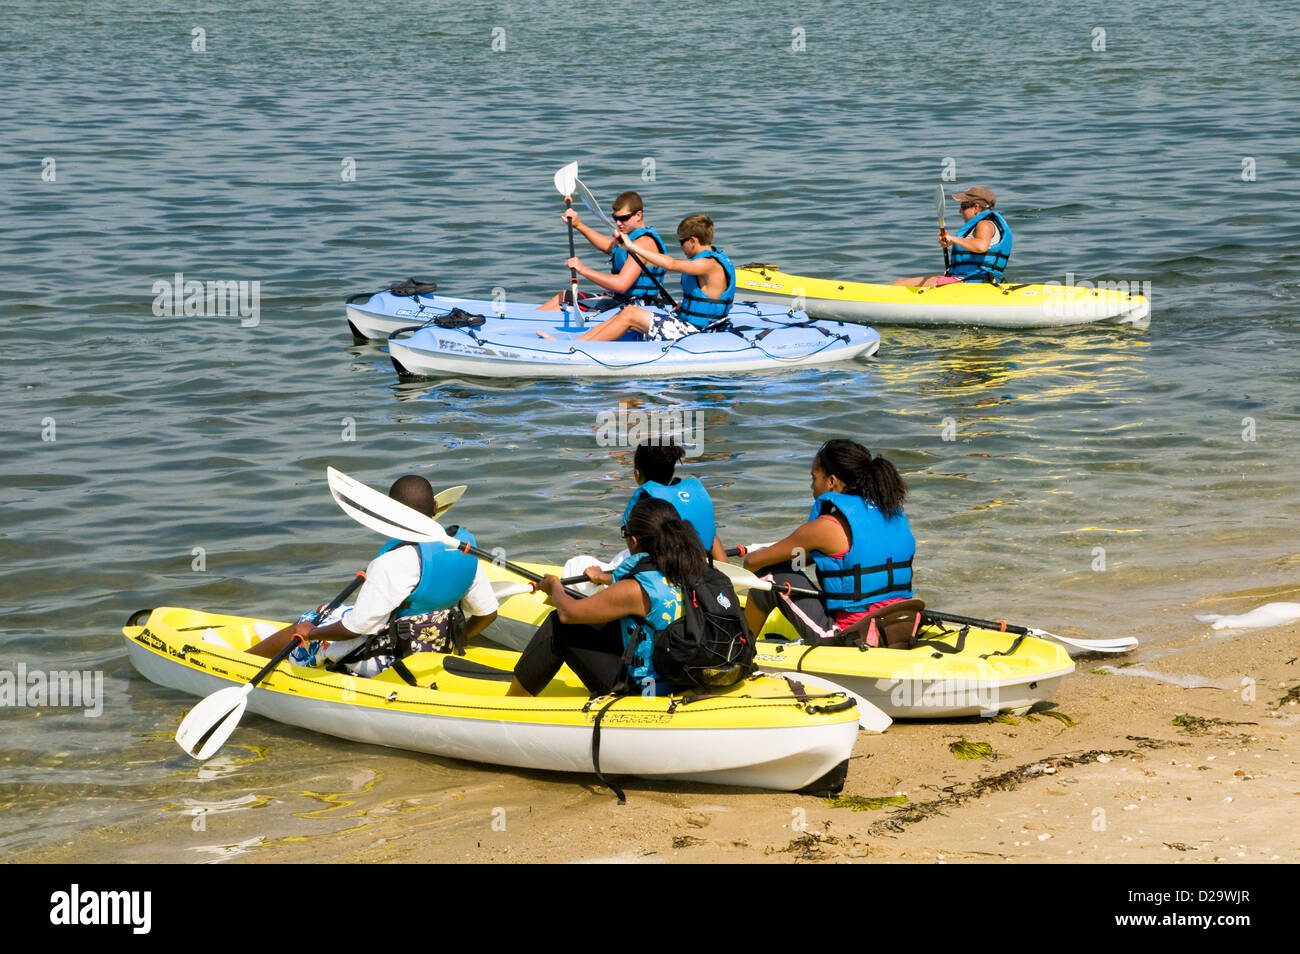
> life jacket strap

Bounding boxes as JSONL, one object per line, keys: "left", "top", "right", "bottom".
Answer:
{"left": 819, "top": 556, "right": 914, "bottom": 600}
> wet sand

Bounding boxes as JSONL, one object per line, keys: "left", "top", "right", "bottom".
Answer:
{"left": 16, "top": 594, "right": 1298, "bottom": 866}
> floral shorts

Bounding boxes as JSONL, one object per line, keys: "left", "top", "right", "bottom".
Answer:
{"left": 645, "top": 313, "right": 697, "bottom": 341}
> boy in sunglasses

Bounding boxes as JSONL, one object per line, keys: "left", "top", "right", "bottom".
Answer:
{"left": 561, "top": 213, "right": 735, "bottom": 342}
{"left": 892, "top": 186, "right": 1013, "bottom": 288}
{"left": 539, "top": 191, "right": 668, "bottom": 310}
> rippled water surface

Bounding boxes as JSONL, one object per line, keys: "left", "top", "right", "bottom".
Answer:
{"left": 3, "top": 0, "right": 1298, "bottom": 857}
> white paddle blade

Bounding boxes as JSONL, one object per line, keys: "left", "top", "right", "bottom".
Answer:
{"left": 553, "top": 161, "right": 578, "bottom": 196}
{"left": 935, "top": 184, "right": 946, "bottom": 228}
{"left": 325, "top": 467, "right": 451, "bottom": 543}
{"left": 433, "top": 484, "right": 467, "bottom": 516}
{"left": 573, "top": 177, "right": 615, "bottom": 230}
{"left": 711, "top": 559, "right": 772, "bottom": 593}
{"left": 1031, "top": 630, "right": 1138, "bottom": 654}
{"left": 490, "top": 580, "right": 537, "bottom": 600}
{"left": 175, "top": 685, "right": 252, "bottom": 759}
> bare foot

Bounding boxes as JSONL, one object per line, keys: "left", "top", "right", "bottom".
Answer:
{"left": 537, "top": 331, "right": 556, "bottom": 340}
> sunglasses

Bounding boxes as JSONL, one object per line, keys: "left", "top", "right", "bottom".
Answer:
{"left": 677, "top": 236, "right": 692, "bottom": 247}
{"left": 612, "top": 211, "right": 638, "bottom": 223}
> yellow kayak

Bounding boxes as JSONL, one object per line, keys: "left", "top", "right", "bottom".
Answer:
{"left": 124, "top": 606, "right": 861, "bottom": 793}
{"left": 482, "top": 560, "right": 1076, "bottom": 719}
{"left": 735, "top": 263, "right": 1150, "bottom": 329}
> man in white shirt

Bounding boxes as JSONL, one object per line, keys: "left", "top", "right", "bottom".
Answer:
{"left": 250, "top": 475, "right": 498, "bottom": 675}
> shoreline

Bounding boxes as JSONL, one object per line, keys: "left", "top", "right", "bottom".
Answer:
{"left": 12, "top": 605, "right": 1297, "bottom": 865}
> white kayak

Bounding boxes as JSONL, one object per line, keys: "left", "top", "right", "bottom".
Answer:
{"left": 346, "top": 289, "right": 881, "bottom": 378}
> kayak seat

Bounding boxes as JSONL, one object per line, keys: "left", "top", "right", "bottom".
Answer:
{"left": 839, "top": 598, "right": 926, "bottom": 650}
{"left": 442, "top": 656, "right": 515, "bottom": 682}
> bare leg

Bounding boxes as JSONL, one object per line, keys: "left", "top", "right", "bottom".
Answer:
{"left": 891, "top": 276, "right": 926, "bottom": 286}
{"left": 744, "top": 599, "right": 768, "bottom": 639}
{"left": 572, "top": 305, "right": 652, "bottom": 342}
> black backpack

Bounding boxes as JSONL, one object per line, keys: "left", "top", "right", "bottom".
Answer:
{"left": 625, "top": 560, "right": 756, "bottom": 691}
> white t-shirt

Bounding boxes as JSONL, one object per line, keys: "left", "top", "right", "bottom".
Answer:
{"left": 338, "top": 545, "right": 499, "bottom": 636}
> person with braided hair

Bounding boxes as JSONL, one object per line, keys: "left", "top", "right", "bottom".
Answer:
{"left": 742, "top": 440, "right": 916, "bottom": 645}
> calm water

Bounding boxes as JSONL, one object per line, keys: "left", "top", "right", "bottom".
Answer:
{"left": 3, "top": 0, "right": 1298, "bottom": 858}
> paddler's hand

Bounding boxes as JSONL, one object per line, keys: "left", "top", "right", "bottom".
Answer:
{"left": 539, "top": 574, "right": 564, "bottom": 605}
{"left": 939, "top": 229, "right": 952, "bottom": 248}
{"left": 583, "top": 566, "right": 612, "bottom": 586}
{"left": 562, "top": 208, "right": 581, "bottom": 227}
{"left": 566, "top": 256, "right": 583, "bottom": 271}
{"left": 290, "top": 620, "right": 315, "bottom": 643}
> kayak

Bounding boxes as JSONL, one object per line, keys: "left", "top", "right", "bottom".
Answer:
{"left": 735, "top": 264, "right": 1151, "bottom": 329}
{"left": 481, "top": 560, "right": 1076, "bottom": 719}
{"left": 347, "top": 290, "right": 593, "bottom": 341}
{"left": 123, "top": 607, "right": 861, "bottom": 793}
{"left": 345, "top": 289, "right": 880, "bottom": 378}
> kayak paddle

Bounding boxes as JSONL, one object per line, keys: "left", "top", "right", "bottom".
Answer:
{"left": 712, "top": 560, "right": 1136, "bottom": 654}
{"left": 920, "top": 610, "right": 1138, "bottom": 654}
{"left": 434, "top": 484, "right": 467, "bottom": 517}
{"left": 936, "top": 184, "right": 950, "bottom": 271}
{"left": 490, "top": 575, "right": 591, "bottom": 600}
{"left": 326, "top": 467, "right": 587, "bottom": 599}
{"left": 572, "top": 175, "right": 680, "bottom": 310}
{"left": 553, "top": 161, "right": 583, "bottom": 327}
{"left": 174, "top": 572, "right": 366, "bottom": 760}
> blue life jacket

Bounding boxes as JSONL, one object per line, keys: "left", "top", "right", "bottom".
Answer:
{"left": 623, "top": 477, "right": 717, "bottom": 551}
{"left": 947, "top": 210, "right": 1012, "bottom": 282}
{"left": 376, "top": 527, "right": 479, "bottom": 618}
{"left": 610, "top": 226, "right": 667, "bottom": 299}
{"left": 611, "top": 552, "right": 683, "bottom": 687}
{"left": 677, "top": 247, "right": 736, "bottom": 328}
{"left": 807, "top": 492, "right": 915, "bottom": 612}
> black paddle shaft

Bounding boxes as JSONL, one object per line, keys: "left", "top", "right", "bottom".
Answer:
{"left": 565, "top": 197, "right": 579, "bottom": 298}
{"left": 616, "top": 237, "right": 679, "bottom": 309}
{"left": 922, "top": 610, "right": 1029, "bottom": 637}
{"left": 247, "top": 573, "right": 367, "bottom": 688}
{"left": 246, "top": 633, "right": 305, "bottom": 689}
{"left": 454, "top": 542, "right": 587, "bottom": 600}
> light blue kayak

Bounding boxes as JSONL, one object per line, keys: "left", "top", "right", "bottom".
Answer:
{"left": 346, "top": 289, "right": 880, "bottom": 378}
